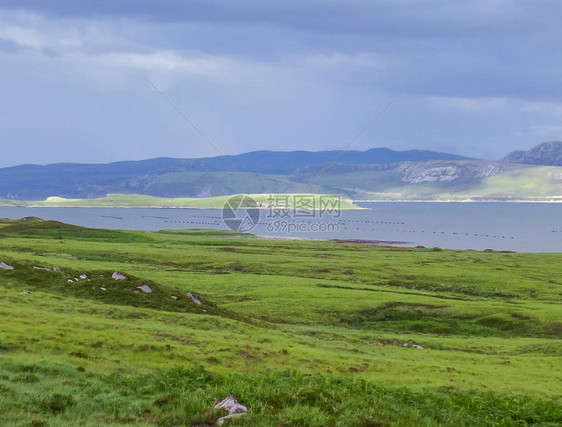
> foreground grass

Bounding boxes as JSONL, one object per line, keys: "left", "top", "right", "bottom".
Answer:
{"left": 0, "top": 218, "right": 561, "bottom": 425}
{"left": 0, "top": 193, "right": 360, "bottom": 209}
{"left": 1, "top": 360, "right": 559, "bottom": 426}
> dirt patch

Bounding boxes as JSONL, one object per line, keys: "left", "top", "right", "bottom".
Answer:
{"left": 545, "top": 322, "right": 562, "bottom": 335}
{"left": 332, "top": 238, "right": 410, "bottom": 246}
{"left": 383, "top": 301, "right": 448, "bottom": 309}
{"left": 510, "top": 312, "right": 531, "bottom": 320}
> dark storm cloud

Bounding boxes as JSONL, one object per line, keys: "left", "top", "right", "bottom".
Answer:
{"left": 3, "top": 0, "right": 562, "bottom": 101}
{"left": 0, "top": 0, "right": 561, "bottom": 166}
{"left": 0, "top": 0, "right": 557, "bottom": 36}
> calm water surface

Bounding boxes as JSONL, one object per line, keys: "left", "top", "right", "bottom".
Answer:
{"left": 0, "top": 202, "right": 561, "bottom": 252}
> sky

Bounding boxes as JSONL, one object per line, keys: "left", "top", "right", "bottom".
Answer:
{"left": 0, "top": 0, "right": 561, "bottom": 167}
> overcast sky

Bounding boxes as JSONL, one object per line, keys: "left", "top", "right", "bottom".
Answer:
{"left": 0, "top": 0, "right": 561, "bottom": 167}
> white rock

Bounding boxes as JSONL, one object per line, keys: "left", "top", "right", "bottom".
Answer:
{"left": 74, "top": 278, "right": 79, "bottom": 282}
{"left": 215, "top": 395, "right": 247, "bottom": 413}
{"left": 79, "top": 274, "right": 87, "bottom": 280}
{"left": 403, "top": 343, "right": 424, "bottom": 349}
{"left": 187, "top": 292, "right": 202, "bottom": 305}
{"left": 171, "top": 295, "right": 178, "bottom": 300}
{"left": 0, "top": 262, "right": 14, "bottom": 270}
{"left": 67, "top": 279, "right": 73, "bottom": 283}
{"left": 137, "top": 284, "right": 152, "bottom": 293}
{"left": 52, "top": 267, "right": 61, "bottom": 271}
{"left": 20, "top": 291, "right": 30, "bottom": 294}
{"left": 112, "top": 272, "right": 127, "bottom": 281}
{"left": 33, "top": 266, "right": 49, "bottom": 270}
{"left": 100, "top": 287, "right": 107, "bottom": 291}
{"left": 215, "top": 395, "right": 248, "bottom": 425}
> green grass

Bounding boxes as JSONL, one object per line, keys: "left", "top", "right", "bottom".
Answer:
{"left": 0, "top": 218, "right": 561, "bottom": 425}
{"left": 344, "top": 165, "right": 562, "bottom": 201}
{"left": 2, "top": 165, "right": 561, "bottom": 203}
{"left": 0, "top": 193, "right": 360, "bottom": 209}
{"left": 466, "top": 166, "right": 562, "bottom": 200}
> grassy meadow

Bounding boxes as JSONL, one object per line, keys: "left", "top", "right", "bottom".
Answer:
{"left": 0, "top": 217, "right": 560, "bottom": 425}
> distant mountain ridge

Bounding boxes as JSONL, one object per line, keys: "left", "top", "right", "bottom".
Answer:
{"left": 0, "top": 147, "right": 471, "bottom": 200}
{"left": 1, "top": 143, "right": 561, "bottom": 201}
{"left": 201, "top": 148, "right": 472, "bottom": 174}
{"left": 502, "top": 141, "right": 562, "bottom": 166}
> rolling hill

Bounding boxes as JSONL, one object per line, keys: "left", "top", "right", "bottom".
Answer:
{"left": 0, "top": 219, "right": 561, "bottom": 424}
{"left": 502, "top": 141, "right": 562, "bottom": 166}
{"left": 0, "top": 147, "right": 470, "bottom": 200}
{"left": 1, "top": 142, "right": 562, "bottom": 202}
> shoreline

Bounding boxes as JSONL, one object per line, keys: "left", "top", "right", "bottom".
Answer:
{"left": 0, "top": 204, "right": 364, "bottom": 210}
{"left": 353, "top": 199, "right": 562, "bottom": 203}
{"left": 2, "top": 199, "right": 562, "bottom": 209}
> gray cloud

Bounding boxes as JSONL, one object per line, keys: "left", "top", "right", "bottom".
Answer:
{"left": 0, "top": 36, "right": 17, "bottom": 52}
{"left": 0, "top": 1, "right": 556, "bottom": 35}
{"left": 0, "top": 1, "right": 561, "bottom": 167}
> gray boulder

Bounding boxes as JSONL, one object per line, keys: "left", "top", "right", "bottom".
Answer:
{"left": 187, "top": 292, "right": 202, "bottom": 305}
{"left": 137, "top": 284, "right": 152, "bottom": 293}
{"left": 0, "top": 262, "right": 14, "bottom": 270}
{"left": 112, "top": 272, "right": 127, "bottom": 281}
{"left": 215, "top": 395, "right": 248, "bottom": 426}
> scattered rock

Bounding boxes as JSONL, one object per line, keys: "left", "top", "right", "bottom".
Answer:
{"left": 67, "top": 279, "right": 73, "bottom": 283}
{"left": 79, "top": 274, "right": 87, "bottom": 280}
{"left": 100, "top": 287, "right": 107, "bottom": 291}
{"left": 0, "top": 262, "right": 14, "bottom": 270}
{"left": 137, "top": 284, "right": 152, "bottom": 293}
{"left": 202, "top": 309, "right": 207, "bottom": 313}
{"left": 112, "top": 272, "right": 127, "bottom": 281}
{"left": 187, "top": 292, "right": 201, "bottom": 305}
{"left": 74, "top": 278, "right": 79, "bottom": 282}
{"left": 215, "top": 395, "right": 248, "bottom": 426}
{"left": 52, "top": 267, "right": 61, "bottom": 271}
{"left": 20, "top": 291, "right": 31, "bottom": 294}
{"left": 171, "top": 295, "right": 178, "bottom": 300}
{"left": 215, "top": 395, "right": 247, "bottom": 413}
{"left": 403, "top": 343, "right": 424, "bottom": 349}
{"left": 33, "top": 266, "right": 50, "bottom": 271}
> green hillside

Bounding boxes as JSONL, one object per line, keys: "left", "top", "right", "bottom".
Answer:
{"left": 0, "top": 219, "right": 560, "bottom": 425}
{"left": 2, "top": 161, "right": 562, "bottom": 203}
{"left": 1, "top": 193, "right": 360, "bottom": 209}
{"left": 468, "top": 166, "right": 562, "bottom": 200}
{"left": 356, "top": 165, "right": 562, "bottom": 201}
